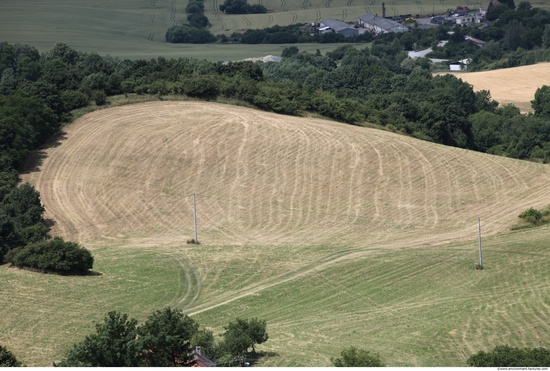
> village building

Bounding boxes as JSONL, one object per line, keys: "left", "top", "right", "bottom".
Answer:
{"left": 464, "top": 35, "right": 487, "bottom": 47}
{"left": 318, "top": 19, "right": 359, "bottom": 36}
{"left": 192, "top": 347, "right": 216, "bottom": 367}
{"left": 358, "top": 14, "right": 409, "bottom": 34}
{"left": 449, "top": 59, "right": 470, "bottom": 71}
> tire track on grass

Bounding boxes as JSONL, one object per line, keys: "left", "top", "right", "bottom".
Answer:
{"left": 266, "top": 14, "right": 273, "bottom": 27}
{"left": 241, "top": 15, "right": 251, "bottom": 27}
{"left": 315, "top": 8, "right": 321, "bottom": 22}
{"left": 211, "top": 0, "right": 227, "bottom": 30}
{"left": 290, "top": 11, "right": 298, "bottom": 24}
{"left": 341, "top": 8, "right": 348, "bottom": 21}
{"left": 326, "top": 0, "right": 332, "bottom": 8}
{"left": 281, "top": 0, "right": 288, "bottom": 12}
{"left": 170, "top": 0, "right": 176, "bottom": 25}
{"left": 416, "top": 0, "right": 425, "bottom": 16}
{"left": 173, "top": 254, "right": 202, "bottom": 310}
{"left": 366, "top": 0, "right": 375, "bottom": 14}
{"left": 187, "top": 247, "right": 374, "bottom": 316}
{"left": 391, "top": 1, "right": 398, "bottom": 16}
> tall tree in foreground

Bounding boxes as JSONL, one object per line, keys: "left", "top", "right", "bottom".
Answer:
{"left": 57, "top": 311, "right": 140, "bottom": 367}
{"left": 222, "top": 317, "right": 268, "bottom": 356}
{"left": 136, "top": 307, "right": 199, "bottom": 366}
{"left": 58, "top": 308, "right": 205, "bottom": 367}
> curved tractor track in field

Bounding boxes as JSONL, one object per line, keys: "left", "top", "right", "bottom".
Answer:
{"left": 24, "top": 101, "right": 550, "bottom": 251}
{"left": 170, "top": 0, "right": 177, "bottom": 25}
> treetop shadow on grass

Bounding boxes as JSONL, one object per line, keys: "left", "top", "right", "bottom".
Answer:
{"left": 8, "top": 265, "right": 103, "bottom": 276}
{"left": 246, "top": 350, "right": 280, "bottom": 366}
{"left": 20, "top": 131, "right": 67, "bottom": 174}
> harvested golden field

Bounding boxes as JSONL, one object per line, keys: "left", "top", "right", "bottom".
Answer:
{"left": 22, "top": 101, "right": 550, "bottom": 250}
{"left": 446, "top": 62, "right": 550, "bottom": 112}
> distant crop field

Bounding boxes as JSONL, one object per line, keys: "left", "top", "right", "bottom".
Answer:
{"left": 444, "top": 62, "right": 550, "bottom": 112}
{"left": 4, "top": 0, "right": 549, "bottom": 60}
{"left": 4, "top": 101, "right": 550, "bottom": 366}
{"left": 206, "top": 0, "right": 452, "bottom": 34}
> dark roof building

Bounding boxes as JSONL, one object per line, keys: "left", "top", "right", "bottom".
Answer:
{"left": 192, "top": 347, "right": 216, "bottom": 367}
{"left": 319, "top": 19, "right": 359, "bottom": 36}
{"left": 358, "top": 14, "right": 408, "bottom": 34}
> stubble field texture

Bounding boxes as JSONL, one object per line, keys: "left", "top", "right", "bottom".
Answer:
{"left": 446, "top": 62, "right": 550, "bottom": 113}
{"left": 1, "top": 101, "right": 548, "bottom": 366}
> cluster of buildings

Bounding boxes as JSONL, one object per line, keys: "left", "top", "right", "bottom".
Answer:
{"left": 316, "top": 14, "right": 409, "bottom": 37}
{"left": 431, "top": 6, "right": 487, "bottom": 26}
{"left": 314, "top": 5, "right": 487, "bottom": 37}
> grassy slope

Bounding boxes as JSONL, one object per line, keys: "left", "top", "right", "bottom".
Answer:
{"left": 2, "top": 227, "right": 549, "bottom": 366}
{"left": 3, "top": 101, "right": 550, "bottom": 366}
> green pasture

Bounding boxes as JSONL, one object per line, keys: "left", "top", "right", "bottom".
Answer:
{"left": 2, "top": 226, "right": 549, "bottom": 366}
{"left": 4, "top": 0, "right": 549, "bottom": 61}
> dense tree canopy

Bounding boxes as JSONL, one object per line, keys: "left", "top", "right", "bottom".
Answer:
{"left": 219, "top": 0, "right": 267, "bottom": 14}
{"left": 136, "top": 307, "right": 199, "bottom": 366}
{"left": 467, "top": 345, "right": 550, "bottom": 367}
{"left": 58, "top": 308, "right": 268, "bottom": 367}
{"left": 57, "top": 311, "right": 140, "bottom": 367}
{"left": 7, "top": 236, "right": 93, "bottom": 275}
{"left": 0, "top": 345, "right": 22, "bottom": 367}
{"left": 222, "top": 317, "right": 268, "bottom": 356}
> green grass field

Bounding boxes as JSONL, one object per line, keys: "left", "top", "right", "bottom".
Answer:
{"left": 3, "top": 0, "right": 549, "bottom": 60}
{"left": 2, "top": 226, "right": 549, "bottom": 366}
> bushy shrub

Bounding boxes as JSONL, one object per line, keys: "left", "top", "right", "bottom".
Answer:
{"left": 8, "top": 236, "right": 93, "bottom": 275}
{"left": 165, "top": 25, "right": 216, "bottom": 44}
{"left": 518, "top": 207, "right": 543, "bottom": 225}
{"left": 0, "top": 345, "right": 22, "bottom": 367}
{"left": 331, "top": 346, "right": 385, "bottom": 367}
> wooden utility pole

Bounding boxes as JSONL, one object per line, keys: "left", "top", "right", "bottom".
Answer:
{"left": 193, "top": 193, "right": 199, "bottom": 244}
{"left": 477, "top": 217, "right": 483, "bottom": 269}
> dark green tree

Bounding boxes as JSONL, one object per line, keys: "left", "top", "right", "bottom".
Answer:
{"left": 0, "top": 211, "right": 16, "bottom": 263}
{"left": 532, "top": 85, "right": 550, "bottom": 118}
{"left": 0, "top": 345, "right": 22, "bottom": 367}
{"left": 57, "top": 311, "right": 140, "bottom": 367}
{"left": 7, "top": 236, "right": 93, "bottom": 275}
{"left": 165, "top": 25, "right": 216, "bottom": 43}
{"left": 331, "top": 346, "right": 385, "bottom": 367}
{"left": 47, "top": 42, "right": 80, "bottom": 65}
{"left": 543, "top": 25, "right": 550, "bottom": 48}
{"left": 222, "top": 317, "right": 268, "bottom": 356}
{"left": 467, "top": 345, "right": 550, "bottom": 367}
{"left": 2, "top": 182, "right": 48, "bottom": 245}
{"left": 136, "top": 307, "right": 199, "bottom": 366}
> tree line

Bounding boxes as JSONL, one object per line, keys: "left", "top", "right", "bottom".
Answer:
{"left": 2, "top": 39, "right": 550, "bottom": 165}
{"left": 2, "top": 308, "right": 268, "bottom": 367}
{"left": 3, "top": 327, "right": 549, "bottom": 367}
{"left": 0, "top": 43, "right": 93, "bottom": 274}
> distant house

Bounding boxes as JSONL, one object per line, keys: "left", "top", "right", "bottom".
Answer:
{"left": 192, "top": 347, "right": 216, "bottom": 367}
{"left": 358, "top": 14, "right": 408, "bottom": 34}
{"left": 449, "top": 59, "right": 469, "bottom": 71}
{"left": 318, "top": 19, "right": 359, "bottom": 36}
{"left": 464, "top": 35, "right": 487, "bottom": 47}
